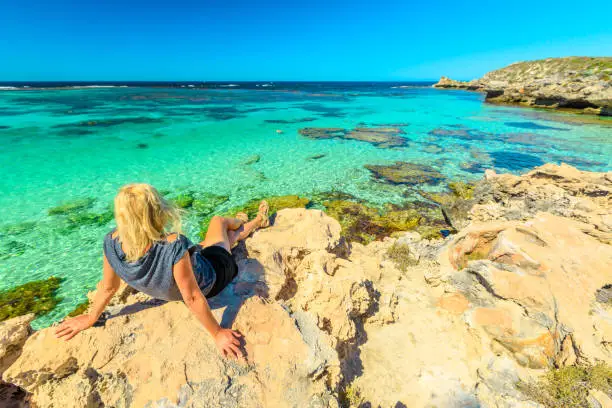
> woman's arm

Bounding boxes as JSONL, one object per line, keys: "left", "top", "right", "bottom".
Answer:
{"left": 173, "top": 252, "right": 243, "bottom": 359}
{"left": 55, "top": 254, "right": 121, "bottom": 340}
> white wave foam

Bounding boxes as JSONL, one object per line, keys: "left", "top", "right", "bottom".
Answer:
{"left": 0, "top": 86, "right": 18, "bottom": 90}
{"left": 220, "top": 84, "right": 239, "bottom": 87}
{"left": 77, "top": 85, "right": 119, "bottom": 88}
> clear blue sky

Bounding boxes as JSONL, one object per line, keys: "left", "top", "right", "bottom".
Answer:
{"left": 1, "top": 0, "right": 611, "bottom": 81}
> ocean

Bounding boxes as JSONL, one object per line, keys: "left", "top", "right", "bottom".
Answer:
{"left": 1, "top": 82, "right": 610, "bottom": 328}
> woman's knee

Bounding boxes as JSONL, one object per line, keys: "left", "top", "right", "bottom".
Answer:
{"left": 210, "top": 215, "right": 225, "bottom": 226}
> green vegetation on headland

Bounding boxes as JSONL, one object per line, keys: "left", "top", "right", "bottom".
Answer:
{"left": 434, "top": 57, "right": 612, "bottom": 117}
{"left": 518, "top": 363, "right": 612, "bottom": 408}
{"left": 0, "top": 277, "right": 62, "bottom": 322}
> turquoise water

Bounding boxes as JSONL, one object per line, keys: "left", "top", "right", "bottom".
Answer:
{"left": 1, "top": 84, "right": 611, "bottom": 328}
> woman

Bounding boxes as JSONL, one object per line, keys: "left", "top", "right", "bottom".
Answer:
{"left": 55, "top": 184, "right": 269, "bottom": 359}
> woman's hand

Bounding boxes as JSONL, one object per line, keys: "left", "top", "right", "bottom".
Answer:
{"left": 55, "top": 315, "right": 94, "bottom": 341}
{"left": 214, "top": 328, "right": 244, "bottom": 359}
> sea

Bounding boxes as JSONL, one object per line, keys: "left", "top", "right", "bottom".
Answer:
{"left": 1, "top": 81, "right": 610, "bottom": 328}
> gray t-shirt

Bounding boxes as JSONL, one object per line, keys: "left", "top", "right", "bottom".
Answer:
{"left": 103, "top": 231, "right": 216, "bottom": 301}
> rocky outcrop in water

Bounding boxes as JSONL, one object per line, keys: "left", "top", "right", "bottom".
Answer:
{"left": 1, "top": 164, "right": 611, "bottom": 407}
{"left": 432, "top": 76, "right": 484, "bottom": 91}
{"left": 434, "top": 57, "right": 612, "bottom": 116}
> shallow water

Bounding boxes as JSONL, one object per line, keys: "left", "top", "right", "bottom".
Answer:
{"left": 1, "top": 83, "right": 611, "bottom": 328}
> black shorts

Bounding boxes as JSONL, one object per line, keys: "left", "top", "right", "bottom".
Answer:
{"left": 194, "top": 245, "right": 238, "bottom": 298}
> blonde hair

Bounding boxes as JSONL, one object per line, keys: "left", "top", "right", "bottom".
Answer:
{"left": 114, "top": 183, "right": 182, "bottom": 261}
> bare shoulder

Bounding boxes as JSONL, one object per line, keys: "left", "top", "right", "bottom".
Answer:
{"left": 165, "top": 233, "right": 179, "bottom": 243}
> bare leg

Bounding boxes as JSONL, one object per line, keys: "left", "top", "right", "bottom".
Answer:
{"left": 199, "top": 216, "right": 241, "bottom": 253}
{"left": 227, "top": 217, "right": 261, "bottom": 247}
{"left": 199, "top": 201, "right": 269, "bottom": 252}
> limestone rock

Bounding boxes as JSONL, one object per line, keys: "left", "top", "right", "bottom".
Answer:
{"left": 437, "top": 57, "right": 612, "bottom": 116}
{"left": 432, "top": 76, "right": 484, "bottom": 91}
{"left": 5, "top": 209, "right": 373, "bottom": 408}
{"left": 470, "top": 163, "right": 612, "bottom": 244}
{"left": 4, "top": 296, "right": 339, "bottom": 408}
{"left": 0, "top": 314, "right": 34, "bottom": 376}
{"left": 441, "top": 212, "right": 612, "bottom": 369}
{"left": 3, "top": 165, "right": 612, "bottom": 407}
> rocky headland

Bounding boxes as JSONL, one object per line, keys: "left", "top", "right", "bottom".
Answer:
{"left": 1, "top": 163, "right": 611, "bottom": 407}
{"left": 434, "top": 57, "right": 612, "bottom": 116}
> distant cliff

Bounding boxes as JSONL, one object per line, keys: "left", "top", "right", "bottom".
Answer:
{"left": 434, "top": 57, "right": 612, "bottom": 116}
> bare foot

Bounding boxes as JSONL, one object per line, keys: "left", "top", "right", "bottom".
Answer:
{"left": 235, "top": 212, "right": 248, "bottom": 224}
{"left": 256, "top": 200, "right": 270, "bottom": 228}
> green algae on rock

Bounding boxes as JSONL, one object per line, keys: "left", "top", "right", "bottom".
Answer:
{"left": 171, "top": 192, "right": 195, "bottom": 209}
{"left": 66, "top": 209, "right": 114, "bottom": 229}
{"left": 0, "top": 221, "right": 37, "bottom": 237}
{"left": 518, "top": 362, "right": 612, "bottom": 408}
{"left": 0, "top": 240, "right": 30, "bottom": 261}
{"left": 420, "top": 181, "right": 476, "bottom": 230}
{"left": 0, "top": 277, "right": 62, "bottom": 322}
{"left": 66, "top": 300, "right": 89, "bottom": 317}
{"left": 365, "top": 161, "right": 445, "bottom": 186}
{"left": 48, "top": 198, "right": 96, "bottom": 216}
{"left": 170, "top": 191, "right": 230, "bottom": 214}
{"left": 309, "top": 190, "right": 359, "bottom": 207}
{"left": 448, "top": 182, "right": 475, "bottom": 200}
{"left": 192, "top": 193, "right": 230, "bottom": 216}
{"left": 52, "top": 117, "right": 165, "bottom": 129}
{"left": 322, "top": 199, "right": 448, "bottom": 244}
{"left": 241, "top": 154, "right": 261, "bottom": 166}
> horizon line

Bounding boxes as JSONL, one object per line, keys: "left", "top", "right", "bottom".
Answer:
{"left": 0, "top": 79, "right": 441, "bottom": 83}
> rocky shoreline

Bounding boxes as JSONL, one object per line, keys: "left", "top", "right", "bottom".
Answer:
{"left": 434, "top": 57, "right": 612, "bottom": 117}
{"left": 1, "top": 163, "right": 611, "bottom": 407}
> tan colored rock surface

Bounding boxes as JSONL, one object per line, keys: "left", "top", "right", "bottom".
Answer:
{"left": 442, "top": 213, "right": 612, "bottom": 368}
{"left": 0, "top": 314, "right": 34, "bottom": 376}
{"left": 0, "top": 315, "right": 33, "bottom": 408}
{"left": 433, "top": 76, "right": 484, "bottom": 91}
{"left": 470, "top": 163, "right": 612, "bottom": 244}
{"left": 3, "top": 164, "right": 611, "bottom": 407}
{"left": 4, "top": 296, "right": 338, "bottom": 408}
{"left": 5, "top": 209, "right": 349, "bottom": 408}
